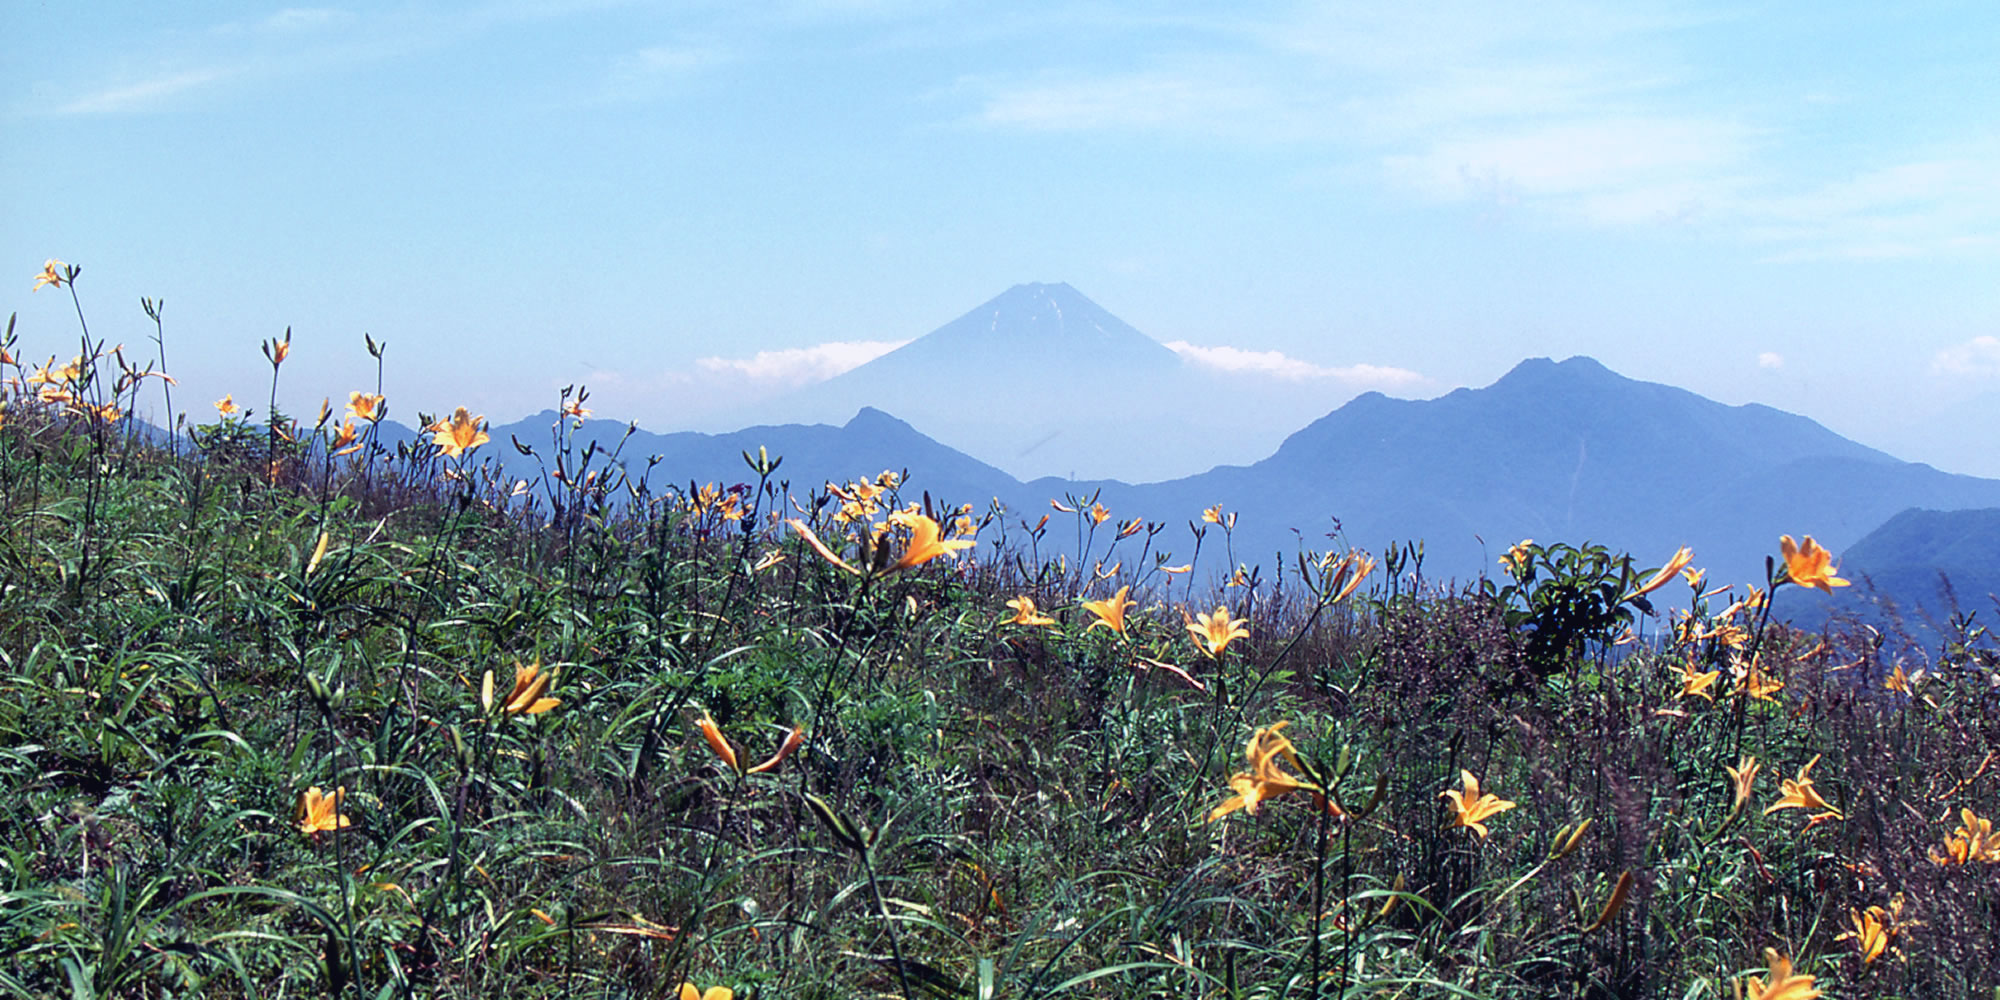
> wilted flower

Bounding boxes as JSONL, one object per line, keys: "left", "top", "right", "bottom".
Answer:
{"left": 1736, "top": 948, "right": 1820, "bottom": 1000}
{"left": 1778, "top": 535, "right": 1849, "bottom": 594}
{"left": 1004, "top": 595, "right": 1056, "bottom": 626}
{"left": 34, "top": 259, "right": 67, "bottom": 291}
{"left": 483, "top": 659, "right": 559, "bottom": 716}
{"left": 346, "top": 391, "right": 385, "bottom": 422}
{"left": 1440, "top": 770, "right": 1516, "bottom": 839}
{"left": 1763, "top": 754, "right": 1842, "bottom": 821}
{"left": 431, "top": 407, "right": 490, "bottom": 457}
{"left": 295, "top": 786, "right": 352, "bottom": 834}
{"left": 1186, "top": 605, "right": 1249, "bottom": 658}
{"left": 1081, "top": 586, "right": 1135, "bottom": 635}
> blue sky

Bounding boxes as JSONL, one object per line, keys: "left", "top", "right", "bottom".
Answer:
{"left": 6, "top": 1, "right": 1999, "bottom": 476}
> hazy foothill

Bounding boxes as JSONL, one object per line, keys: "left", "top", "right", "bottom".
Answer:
{"left": 4, "top": 260, "right": 2000, "bottom": 999}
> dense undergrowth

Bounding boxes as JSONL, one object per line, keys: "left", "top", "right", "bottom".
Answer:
{"left": 4, "top": 266, "right": 2000, "bottom": 998}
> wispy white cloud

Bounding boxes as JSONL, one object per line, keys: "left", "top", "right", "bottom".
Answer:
{"left": 1932, "top": 335, "right": 2000, "bottom": 378}
{"left": 973, "top": 68, "right": 1272, "bottom": 134}
{"left": 261, "top": 8, "right": 349, "bottom": 32}
{"left": 1164, "top": 341, "right": 1426, "bottom": 389}
{"left": 595, "top": 40, "right": 732, "bottom": 102}
{"left": 56, "top": 68, "right": 235, "bottom": 115}
{"left": 956, "top": 5, "right": 1996, "bottom": 259}
{"left": 1757, "top": 351, "right": 1784, "bottom": 369}
{"left": 696, "top": 339, "right": 910, "bottom": 385}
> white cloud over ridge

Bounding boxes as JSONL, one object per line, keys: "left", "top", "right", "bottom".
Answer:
{"left": 696, "top": 339, "right": 910, "bottom": 385}
{"left": 1164, "top": 341, "right": 1426, "bottom": 388}
{"left": 1932, "top": 336, "right": 2000, "bottom": 378}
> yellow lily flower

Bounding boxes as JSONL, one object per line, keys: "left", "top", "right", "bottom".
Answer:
{"left": 1763, "top": 754, "right": 1841, "bottom": 820}
{"left": 679, "top": 984, "right": 733, "bottom": 1000}
{"left": 1081, "top": 586, "right": 1135, "bottom": 635}
{"left": 1736, "top": 948, "right": 1820, "bottom": 1000}
{"left": 213, "top": 395, "right": 240, "bottom": 417}
{"left": 1778, "top": 535, "right": 1850, "bottom": 593}
{"left": 1004, "top": 595, "right": 1056, "bottom": 626}
{"left": 1500, "top": 539, "right": 1534, "bottom": 573}
{"left": 295, "top": 786, "right": 352, "bottom": 834}
{"left": 431, "top": 407, "right": 490, "bottom": 457}
{"left": 1186, "top": 605, "right": 1249, "bottom": 658}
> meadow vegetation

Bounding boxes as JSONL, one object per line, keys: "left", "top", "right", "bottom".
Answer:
{"left": 3, "top": 261, "right": 1999, "bottom": 998}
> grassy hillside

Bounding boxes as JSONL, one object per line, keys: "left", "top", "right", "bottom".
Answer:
{"left": 4, "top": 290, "right": 1999, "bottom": 999}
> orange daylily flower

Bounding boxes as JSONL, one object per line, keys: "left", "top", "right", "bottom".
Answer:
{"left": 213, "top": 395, "right": 241, "bottom": 417}
{"left": 1081, "top": 586, "right": 1135, "bottom": 635}
{"left": 1500, "top": 539, "right": 1534, "bottom": 573}
{"left": 329, "top": 418, "right": 361, "bottom": 456}
{"left": 886, "top": 511, "right": 975, "bottom": 571}
{"left": 431, "top": 407, "right": 490, "bottom": 457}
{"left": 562, "top": 400, "right": 591, "bottom": 418}
{"left": 1186, "top": 605, "right": 1249, "bottom": 658}
{"left": 1440, "top": 769, "right": 1516, "bottom": 838}
{"left": 1763, "top": 754, "right": 1842, "bottom": 820}
{"left": 1004, "top": 595, "right": 1056, "bottom": 626}
{"left": 1837, "top": 906, "right": 1889, "bottom": 964}
{"left": 679, "top": 985, "right": 732, "bottom": 1000}
{"left": 1931, "top": 807, "right": 2000, "bottom": 864}
{"left": 1677, "top": 658, "right": 1722, "bottom": 701}
{"left": 295, "top": 786, "right": 352, "bottom": 834}
{"left": 1737, "top": 948, "right": 1820, "bottom": 1000}
{"left": 1778, "top": 535, "right": 1850, "bottom": 593}
{"left": 1207, "top": 722, "right": 1338, "bottom": 822}
{"left": 346, "top": 391, "right": 385, "bottom": 422}
{"left": 483, "top": 660, "right": 559, "bottom": 716}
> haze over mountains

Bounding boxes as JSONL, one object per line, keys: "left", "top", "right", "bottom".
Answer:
{"left": 711, "top": 282, "right": 1404, "bottom": 483}
{"left": 409, "top": 272, "right": 2000, "bottom": 609}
